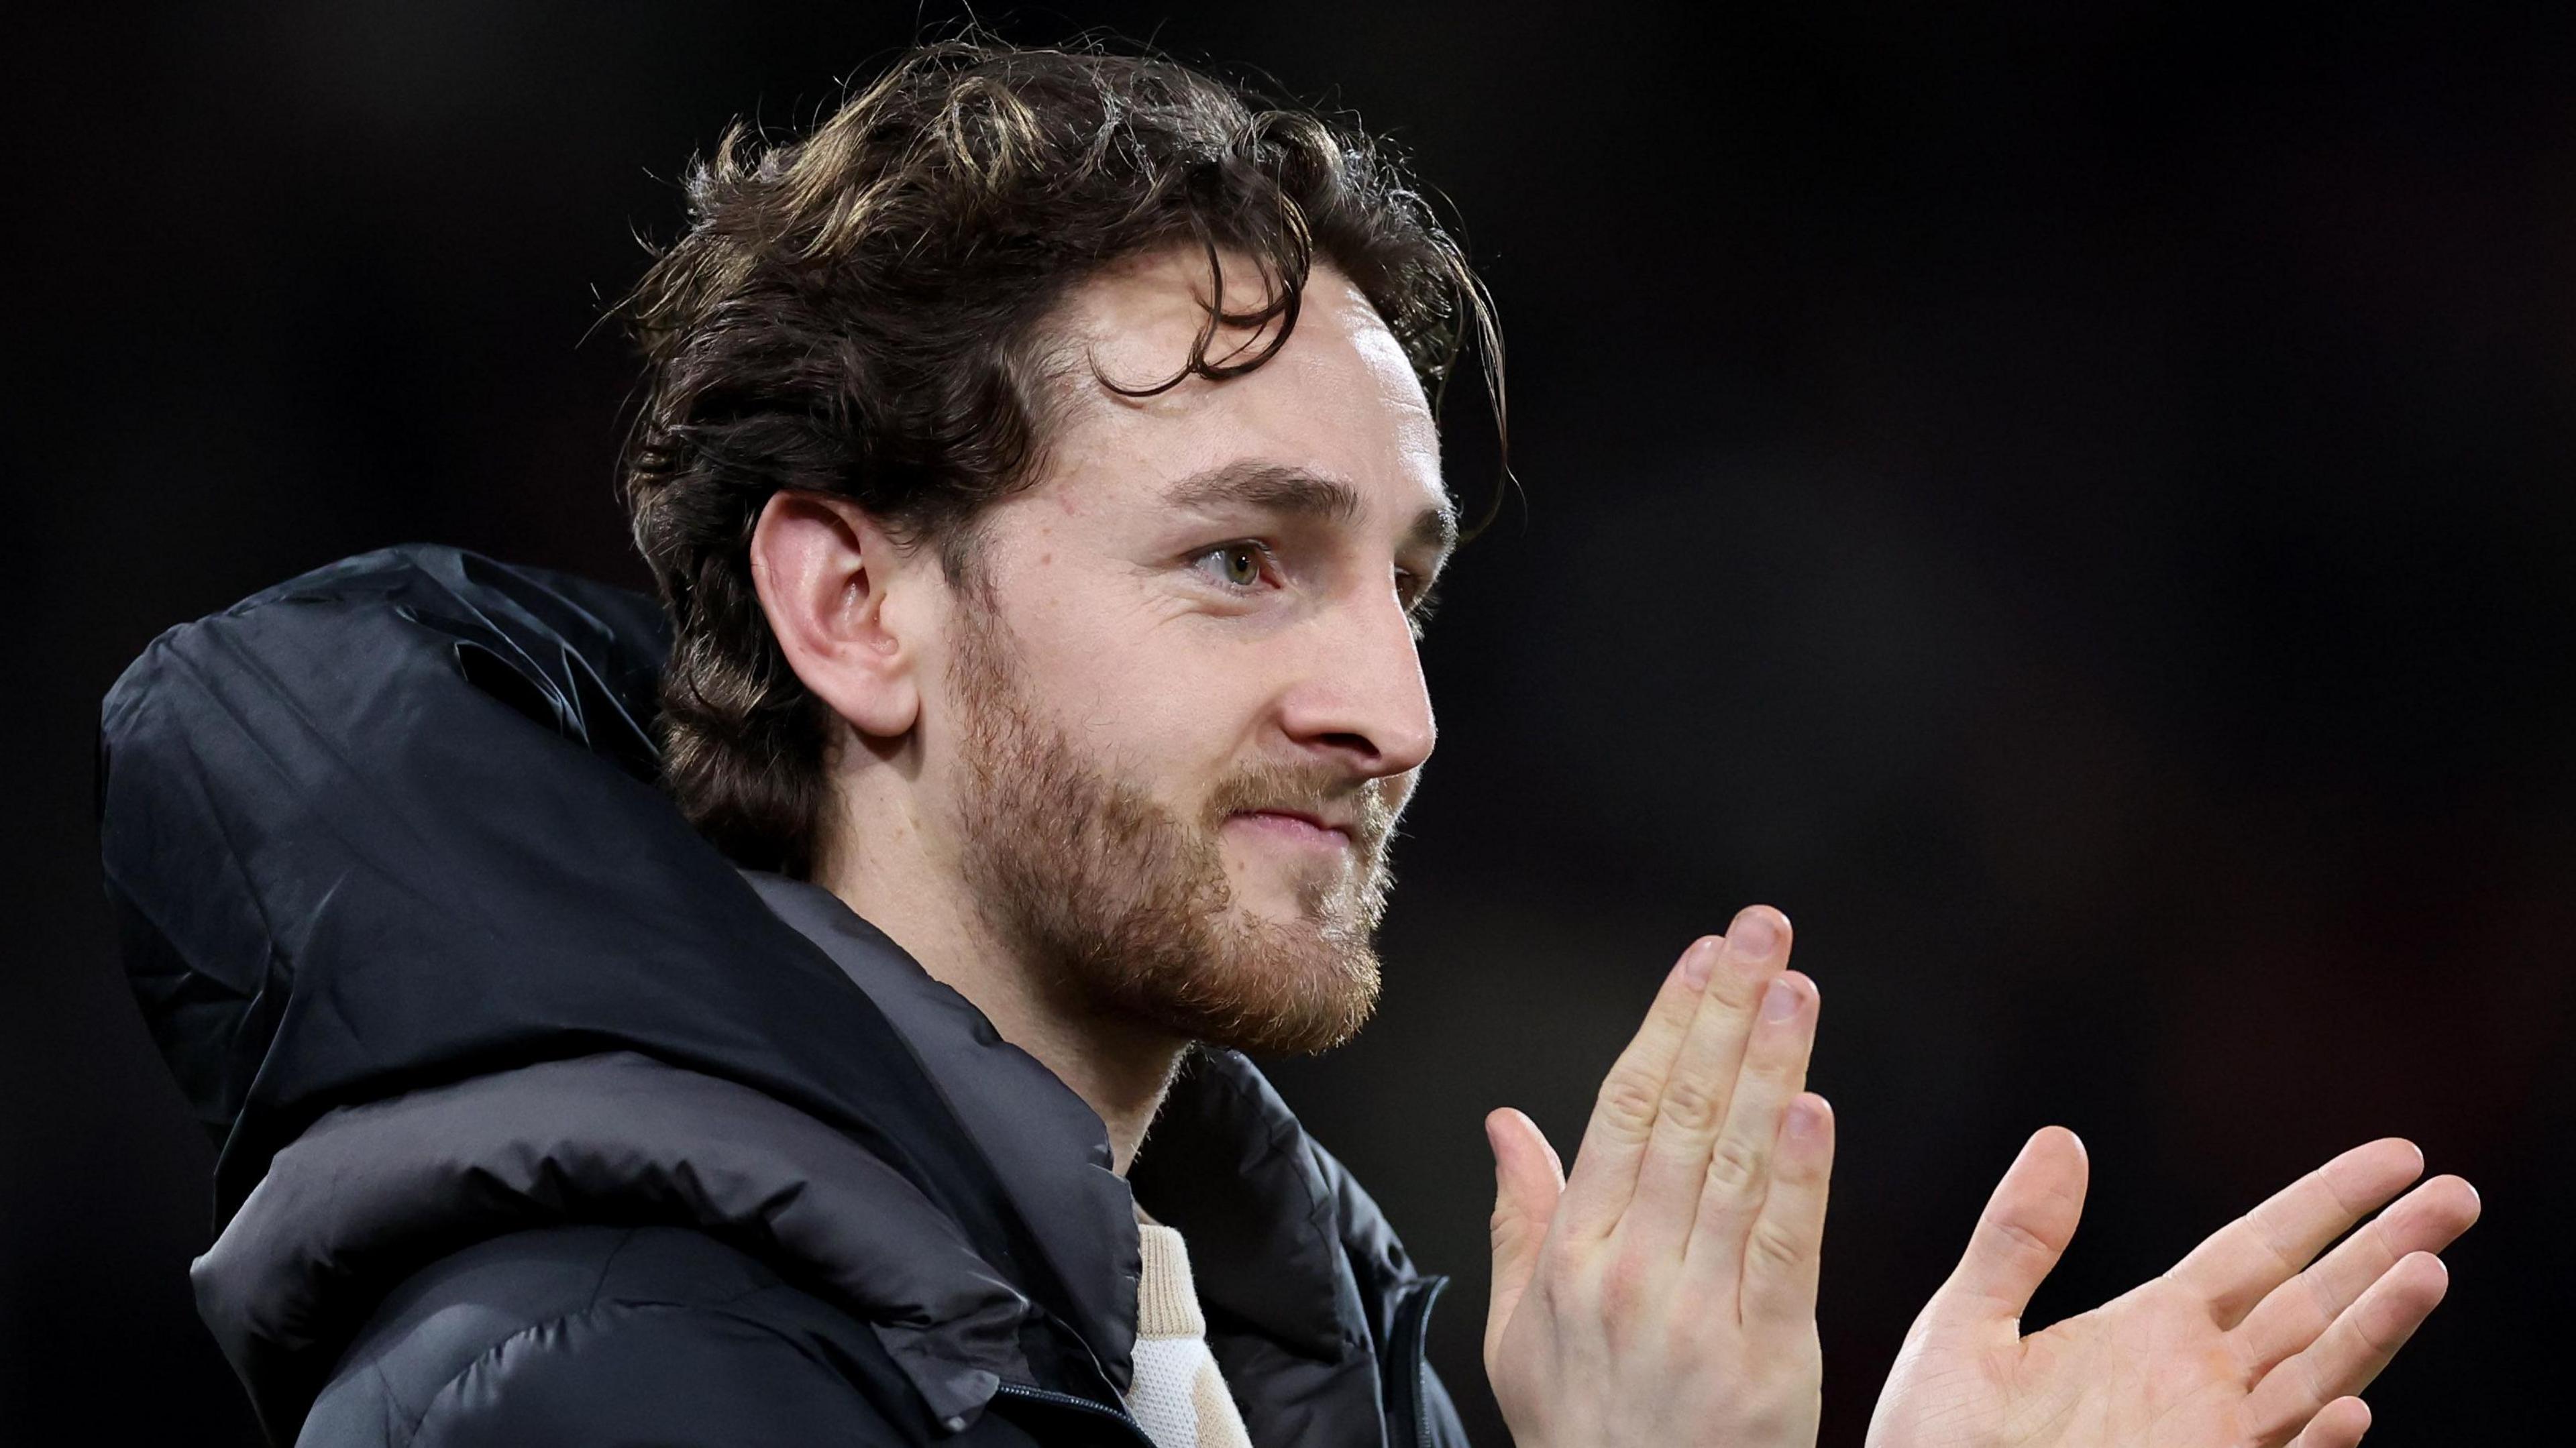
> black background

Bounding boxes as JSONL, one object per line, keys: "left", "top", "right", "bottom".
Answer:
{"left": 7, "top": 3, "right": 2567, "bottom": 1443}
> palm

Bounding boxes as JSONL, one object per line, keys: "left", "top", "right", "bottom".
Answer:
{"left": 1869, "top": 1130, "right": 2477, "bottom": 1448}
{"left": 1886, "top": 1281, "right": 2282, "bottom": 1447}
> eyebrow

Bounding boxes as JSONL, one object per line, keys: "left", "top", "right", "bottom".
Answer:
{"left": 1163, "top": 460, "right": 1459, "bottom": 558}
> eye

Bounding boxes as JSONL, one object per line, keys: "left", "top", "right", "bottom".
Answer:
{"left": 1192, "top": 541, "right": 1272, "bottom": 591}
{"left": 1398, "top": 569, "right": 1441, "bottom": 619}
{"left": 1401, "top": 579, "right": 1442, "bottom": 641}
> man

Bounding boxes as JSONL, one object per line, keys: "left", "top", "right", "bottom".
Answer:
{"left": 100, "top": 39, "right": 2475, "bottom": 1448}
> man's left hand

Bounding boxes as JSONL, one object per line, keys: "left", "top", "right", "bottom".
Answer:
{"left": 1867, "top": 1130, "right": 2479, "bottom": 1448}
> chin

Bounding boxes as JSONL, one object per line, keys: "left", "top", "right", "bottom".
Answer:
{"left": 1225, "top": 883, "right": 1325, "bottom": 932}
{"left": 1139, "top": 889, "right": 1385, "bottom": 1057}
{"left": 1221, "top": 845, "right": 1352, "bottom": 915}
{"left": 1190, "top": 952, "right": 1383, "bottom": 1057}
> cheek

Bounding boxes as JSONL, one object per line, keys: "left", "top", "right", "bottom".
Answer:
{"left": 1028, "top": 624, "right": 1275, "bottom": 787}
{"left": 975, "top": 545, "right": 1280, "bottom": 781}
{"left": 1095, "top": 649, "right": 1269, "bottom": 774}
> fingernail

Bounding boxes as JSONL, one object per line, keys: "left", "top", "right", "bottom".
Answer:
{"left": 1762, "top": 975, "right": 1803, "bottom": 1022}
{"left": 1729, "top": 909, "right": 1780, "bottom": 960}
{"left": 1681, "top": 938, "right": 1719, "bottom": 987}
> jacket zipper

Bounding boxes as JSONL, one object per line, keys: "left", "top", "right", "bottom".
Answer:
{"left": 1387, "top": 1274, "right": 1450, "bottom": 1448}
{"left": 989, "top": 1381, "right": 1158, "bottom": 1448}
{"left": 994, "top": 1277, "right": 1452, "bottom": 1448}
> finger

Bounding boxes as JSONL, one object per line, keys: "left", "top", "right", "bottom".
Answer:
{"left": 1929, "top": 1125, "right": 2088, "bottom": 1328}
{"left": 1623, "top": 908, "right": 1793, "bottom": 1251}
{"left": 2244, "top": 1252, "right": 2448, "bottom": 1441}
{"left": 1734, "top": 1093, "right": 1834, "bottom": 1327}
{"left": 1485, "top": 1108, "right": 1568, "bottom": 1358}
{"left": 2169, "top": 1138, "right": 2424, "bottom": 1326}
{"left": 2284, "top": 1397, "right": 2371, "bottom": 1448}
{"left": 1684, "top": 968, "right": 1819, "bottom": 1276}
{"left": 2233, "top": 1174, "right": 2479, "bottom": 1374}
{"left": 1553, "top": 931, "right": 1737, "bottom": 1241}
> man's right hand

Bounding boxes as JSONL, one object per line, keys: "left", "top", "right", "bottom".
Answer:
{"left": 1483, "top": 905, "right": 1831, "bottom": 1448}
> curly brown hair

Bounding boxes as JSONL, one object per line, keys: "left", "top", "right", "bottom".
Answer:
{"left": 619, "top": 38, "right": 1502, "bottom": 878}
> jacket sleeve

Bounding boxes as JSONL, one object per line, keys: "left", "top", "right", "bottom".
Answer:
{"left": 398, "top": 1300, "right": 910, "bottom": 1448}
{"left": 301, "top": 1225, "right": 1049, "bottom": 1448}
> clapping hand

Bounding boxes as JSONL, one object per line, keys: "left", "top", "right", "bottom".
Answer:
{"left": 1483, "top": 906, "right": 1831, "bottom": 1448}
{"left": 1869, "top": 1129, "right": 2479, "bottom": 1448}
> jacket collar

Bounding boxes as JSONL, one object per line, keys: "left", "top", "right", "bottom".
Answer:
{"left": 743, "top": 872, "right": 1369, "bottom": 1376}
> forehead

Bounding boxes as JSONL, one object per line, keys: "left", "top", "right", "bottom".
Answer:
{"left": 1028, "top": 248, "right": 1449, "bottom": 527}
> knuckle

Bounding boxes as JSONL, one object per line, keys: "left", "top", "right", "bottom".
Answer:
{"left": 1706, "top": 1134, "right": 1770, "bottom": 1196}
{"left": 2251, "top": 1207, "right": 2305, "bottom": 1274}
{"left": 1984, "top": 1213, "right": 2059, "bottom": 1266}
{"left": 2294, "top": 1351, "right": 2333, "bottom": 1414}
{"left": 2351, "top": 1296, "right": 2405, "bottom": 1355}
{"left": 1597, "top": 1247, "right": 1655, "bottom": 1321}
{"left": 1594, "top": 1072, "right": 1662, "bottom": 1139}
{"left": 1742, "top": 1040, "right": 1799, "bottom": 1080}
{"left": 1746, "top": 1218, "right": 1809, "bottom": 1274}
{"left": 2315, "top": 1162, "right": 2372, "bottom": 1221}
{"left": 1704, "top": 974, "right": 1767, "bottom": 1018}
{"left": 2298, "top": 1256, "right": 2349, "bottom": 1321}
{"left": 1655, "top": 1073, "right": 1723, "bottom": 1133}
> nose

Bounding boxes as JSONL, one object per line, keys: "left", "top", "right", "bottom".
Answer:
{"left": 1275, "top": 586, "right": 1436, "bottom": 779}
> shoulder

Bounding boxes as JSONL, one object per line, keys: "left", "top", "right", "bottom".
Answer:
{"left": 303, "top": 1225, "right": 1035, "bottom": 1448}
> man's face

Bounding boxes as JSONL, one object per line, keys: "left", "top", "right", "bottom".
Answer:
{"left": 923, "top": 249, "right": 1452, "bottom": 1055}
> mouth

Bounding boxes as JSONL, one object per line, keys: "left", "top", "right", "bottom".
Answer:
{"left": 1227, "top": 809, "right": 1356, "bottom": 849}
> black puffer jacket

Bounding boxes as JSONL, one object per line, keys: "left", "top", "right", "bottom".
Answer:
{"left": 99, "top": 545, "right": 1470, "bottom": 1448}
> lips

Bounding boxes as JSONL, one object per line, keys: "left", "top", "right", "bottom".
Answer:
{"left": 1231, "top": 809, "right": 1355, "bottom": 844}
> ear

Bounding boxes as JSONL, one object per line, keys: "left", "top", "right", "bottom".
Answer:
{"left": 749, "top": 490, "right": 921, "bottom": 740}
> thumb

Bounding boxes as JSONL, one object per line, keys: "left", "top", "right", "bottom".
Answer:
{"left": 1933, "top": 1125, "right": 2089, "bottom": 1330}
{"left": 1484, "top": 1107, "right": 1565, "bottom": 1353}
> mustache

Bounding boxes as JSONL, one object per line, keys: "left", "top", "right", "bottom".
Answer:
{"left": 1205, "top": 763, "right": 1407, "bottom": 854}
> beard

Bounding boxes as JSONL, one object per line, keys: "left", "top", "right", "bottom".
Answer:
{"left": 947, "top": 594, "right": 1398, "bottom": 1056}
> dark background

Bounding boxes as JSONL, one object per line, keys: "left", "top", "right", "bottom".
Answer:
{"left": 7, "top": 3, "right": 2567, "bottom": 1443}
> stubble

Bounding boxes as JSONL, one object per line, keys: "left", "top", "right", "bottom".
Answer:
{"left": 947, "top": 592, "right": 1395, "bottom": 1056}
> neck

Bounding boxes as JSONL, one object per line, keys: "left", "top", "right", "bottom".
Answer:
{"left": 818, "top": 799, "right": 1185, "bottom": 1177}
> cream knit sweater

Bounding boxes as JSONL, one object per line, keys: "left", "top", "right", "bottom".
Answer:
{"left": 1122, "top": 1222, "right": 1255, "bottom": 1448}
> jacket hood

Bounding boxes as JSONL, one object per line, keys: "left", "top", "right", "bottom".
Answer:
{"left": 99, "top": 545, "right": 1436, "bottom": 1445}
